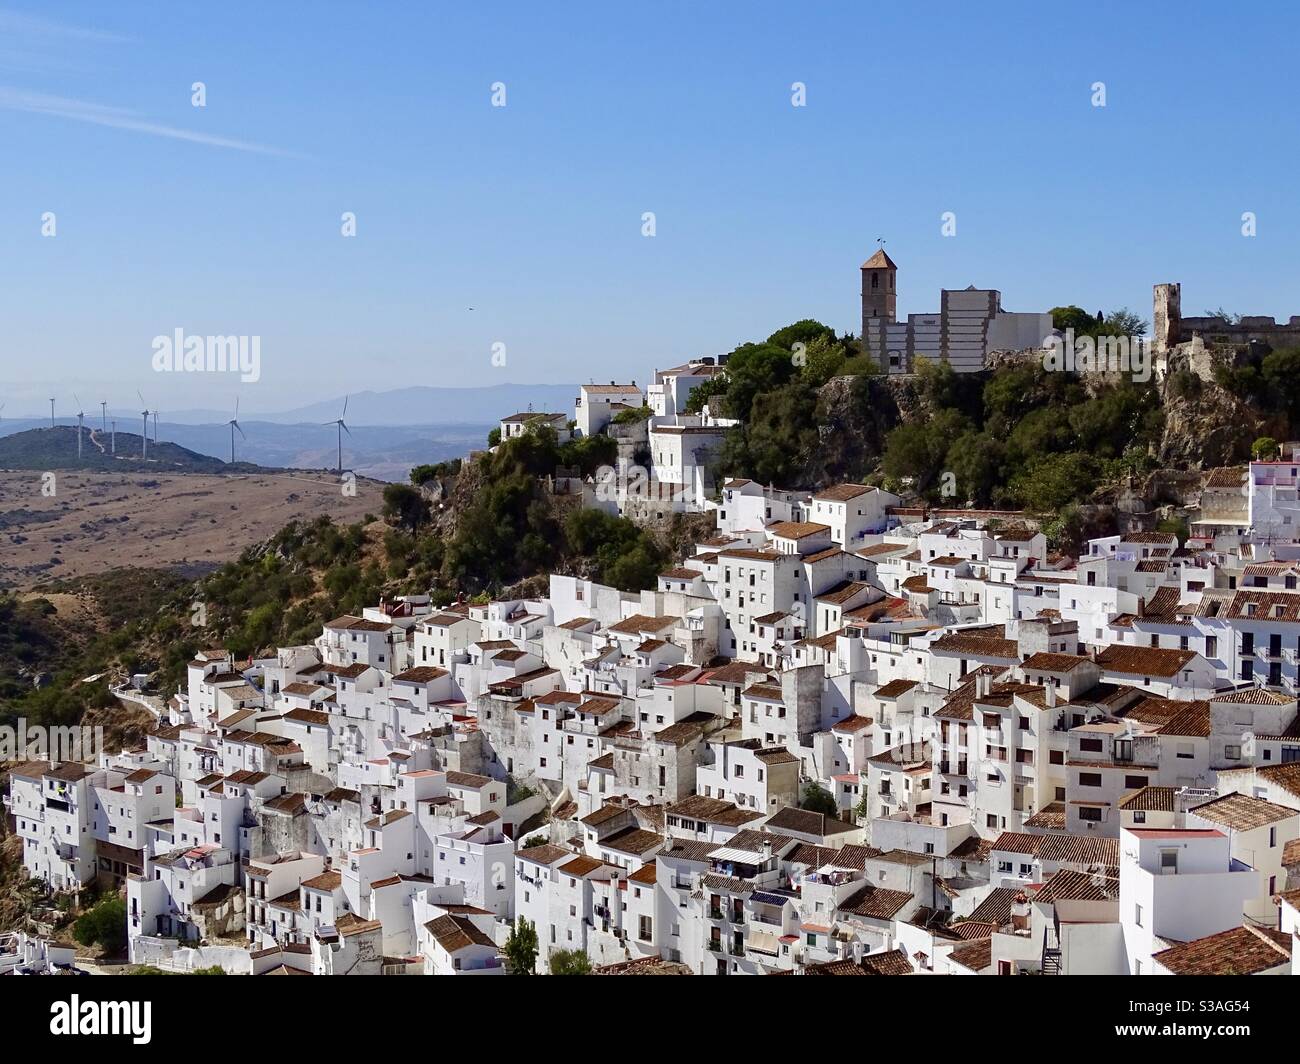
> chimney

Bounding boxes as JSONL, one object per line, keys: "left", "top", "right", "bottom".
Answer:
{"left": 1046, "top": 684, "right": 1057, "bottom": 708}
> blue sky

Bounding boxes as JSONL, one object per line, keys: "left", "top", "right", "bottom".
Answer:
{"left": 1, "top": 1, "right": 1297, "bottom": 418}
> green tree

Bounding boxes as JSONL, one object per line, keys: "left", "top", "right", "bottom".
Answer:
{"left": 684, "top": 376, "right": 728, "bottom": 415}
{"left": 1102, "top": 307, "right": 1148, "bottom": 338}
{"left": 882, "top": 409, "right": 970, "bottom": 494}
{"left": 1050, "top": 305, "right": 1100, "bottom": 334}
{"left": 503, "top": 917, "right": 539, "bottom": 974}
{"left": 1253, "top": 436, "right": 1279, "bottom": 460}
{"left": 382, "top": 484, "right": 431, "bottom": 532}
{"left": 548, "top": 948, "right": 593, "bottom": 975}
{"left": 1008, "top": 452, "right": 1102, "bottom": 512}
{"left": 945, "top": 431, "right": 1005, "bottom": 506}
{"left": 74, "top": 896, "right": 127, "bottom": 955}
{"left": 611, "top": 404, "right": 652, "bottom": 425}
{"left": 800, "top": 782, "right": 838, "bottom": 816}
{"left": 487, "top": 427, "right": 501, "bottom": 448}
{"left": 1155, "top": 516, "right": 1190, "bottom": 543}
{"left": 1262, "top": 348, "right": 1300, "bottom": 426}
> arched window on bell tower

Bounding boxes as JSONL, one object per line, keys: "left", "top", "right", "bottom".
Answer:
{"left": 872, "top": 272, "right": 879, "bottom": 289}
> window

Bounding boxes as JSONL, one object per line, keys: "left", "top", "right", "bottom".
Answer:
{"left": 1078, "top": 807, "right": 1102, "bottom": 823}
{"left": 1160, "top": 850, "right": 1178, "bottom": 874}
{"left": 1134, "top": 903, "right": 1143, "bottom": 927}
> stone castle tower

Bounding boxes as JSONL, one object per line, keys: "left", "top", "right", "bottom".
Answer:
{"left": 1153, "top": 282, "right": 1182, "bottom": 353}
{"left": 861, "top": 248, "right": 898, "bottom": 335}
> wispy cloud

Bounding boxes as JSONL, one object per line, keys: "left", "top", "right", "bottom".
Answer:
{"left": 0, "top": 9, "right": 134, "bottom": 44}
{"left": 0, "top": 9, "right": 133, "bottom": 74}
{"left": 0, "top": 87, "right": 300, "bottom": 157}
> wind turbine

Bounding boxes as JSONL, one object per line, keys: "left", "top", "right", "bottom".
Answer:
{"left": 73, "top": 393, "right": 85, "bottom": 460}
{"left": 152, "top": 410, "right": 159, "bottom": 444}
{"left": 110, "top": 419, "right": 116, "bottom": 454}
{"left": 49, "top": 398, "right": 55, "bottom": 429}
{"left": 227, "top": 397, "right": 245, "bottom": 464}
{"left": 100, "top": 401, "right": 107, "bottom": 432}
{"left": 324, "top": 396, "right": 351, "bottom": 474}
{"left": 137, "top": 391, "right": 150, "bottom": 459}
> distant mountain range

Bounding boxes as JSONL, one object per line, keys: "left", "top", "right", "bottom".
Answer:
{"left": 259, "top": 383, "right": 580, "bottom": 426}
{"left": 3, "top": 382, "right": 579, "bottom": 426}
{"left": 0, "top": 422, "right": 488, "bottom": 482}
{"left": 0, "top": 383, "right": 583, "bottom": 480}
{"left": 0, "top": 425, "right": 245, "bottom": 474}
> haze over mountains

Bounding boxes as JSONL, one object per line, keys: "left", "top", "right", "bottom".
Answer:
{"left": 0, "top": 383, "right": 579, "bottom": 480}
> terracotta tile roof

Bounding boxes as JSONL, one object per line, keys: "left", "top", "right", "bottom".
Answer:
{"left": 1251, "top": 762, "right": 1300, "bottom": 799}
{"left": 558, "top": 855, "right": 605, "bottom": 877}
{"left": 1021, "top": 652, "right": 1092, "bottom": 673}
{"left": 930, "top": 632, "right": 1019, "bottom": 658}
{"left": 874, "top": 678, "right": 918, "bottom": 699}
{"left": 990, "top": 831, "right": 1043, "bottom": 855}
{"left": 861, "top": 248, "right": 898, "bottom": 270}
{"left": 1224, "top": 589, "right": 1300, "bottom": 622}
{"left": 1153, "top": 925, "right": 1291, "bottom": 976}
{"left": 1189, "top": 792, "right": 1298, "bottom": 831}
{"left": 284, "top": 708, "right": 330, "bottom": 726}
{"left": 1210, "top": 688, "right": 1295, "bottom": 705}
{"left": 1157, "top": 700, "right": 1211, "bottom": 737}
{"left": 826, "top": 843, "right": 883, "bottom": 870}
{"left": 857, "top": 542, "right": 908, "bottom": 558}
{"left": 719, "top": 547, "right": 785, "bottom": 562}
{"left": 814, "top": 483, "right": 874, "bottom": 502}
{"left": 392, "top": 666, "right": 449, "bottom": 683}
{"left": 627, "top": 863, "right": 657, "bottom": 885}
{"left": 515, "top": 843, "right": 573, "bottom": 867}
{"left": 1034, "top": 868, "right": 1117, "bottom": 903}
{"left": 765, "top": 807, "right": 858, "bottom": 838}
{"left": 1118, "top": 785, "right": 1177, "bottom": 812}
{"left": 767, "top": 520, "right": 830, "bottom": 540}
{"left": 600, "top": 827, "right": 663, "bottom": 855}
{"left": 608, "top": 613, "right": 679, "bottom": 635}
{"left": 1095, "top": 644, "right": 1196, "bottom": 678}
{"left": 426, "top": 914, "right": 496, "bottom": 953}
{"left": 1024, "top": 801, "right": 1066, "bottom": 830}
{"left": 947, "top": 939, "right": 993, "bottom": 972}
{"left": 966, "top": 887, "right": 1021, "bottom": 926}
{"left": 662, "top": 838, "right": 721, "bottom": 862}
{"left": 301, "top": 871, "right": 342, "bottom": 891}
{"left": 816, "top": 580, "right": 870, "bottom": 606}
{"left": 837, "top": 884, "right": 912, "bottom": 921}
{"left": 1205, "top": 466, "right": 1247, "bottom": 489}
